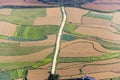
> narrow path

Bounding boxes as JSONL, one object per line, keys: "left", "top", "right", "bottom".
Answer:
{"left": 51, "top": 6, "right": 67, "bottom": 74}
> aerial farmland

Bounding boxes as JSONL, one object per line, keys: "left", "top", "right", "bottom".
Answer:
{"left": 0, "top": 0, "right": 120, "bottom": 80}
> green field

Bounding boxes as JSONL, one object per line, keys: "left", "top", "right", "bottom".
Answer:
{"left": 85, "top": 11, "right": 113, "bottom": 20}
{"left": 0, "top": 8, "right": 46, "bottom": 25}
{"left": 0, "top": 43, "right": 53, "bottom": 56}
{"left": 14, "top": 25, "right": 59, "bottom": 41}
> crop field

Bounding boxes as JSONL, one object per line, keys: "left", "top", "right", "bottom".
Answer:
{"left": 65, "top": 7, "right": 89, "bottom": 24}
{"left": 0, "top": 4, "right": 120, "bottom": 80}
{"left": 33, "top": 8, "right": 62, "bottom": 25}
{"left": 0, "top": 7, "right": 62, "bottom": 80}
{"left": 54, "top": 7, "right": 120, "bottom": 80}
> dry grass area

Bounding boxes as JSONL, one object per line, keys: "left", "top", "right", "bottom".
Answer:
{"left": 20, "top": 35, "right": 56, "bottom": 47}
{"left": 81, "top": 0, "right": 120, "bottom": 12}
{"left": 0, "top": 8, "right": 12, "bottom": 15}
{"left": 82, "top": 16, "right": 111, "bottom": 26}
{"left": 75, "top": 26, "right": 120, "bottom": 41}
{"left": 33, "top": 7, "right": 62, "bottom": 25}
{"left": 112, "top": 12, "right": 120, "bottom": 24}
{"left": 27, "top": 69, "right": 49, "bottom": 80}
{"left": 0, "top": 21, "right": 17, "bottom": 36}
{"left": 65, "top": 7, "right": 88, "bottom": 24}
{"left": 0, "top": 47, "right": 53, "bottom": 62}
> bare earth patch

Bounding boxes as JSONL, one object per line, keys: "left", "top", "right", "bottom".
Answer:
{"left": 82, "top": 16, "right": 111, "bottom": 26}
{"left": 20, "top": 35, "right": 56, "bottom": 47}
{"left": 33, "top": 7, "right": 62, "bottom": 25}
{"left": 60, "top": 42, "right": 103, "bottom": 57}
{"left": 87, "top": 72, "right": 120, "bottom": 80}
{"left": 112, "top": 12, "right": 120, "bottom": 24}
{"left": 75, "top": 26, "right": 120, "bottom": 41}
{"left": 0, "top": 8, "right": 12, "bottom": 15}
{"left": 82, "top": 62, "right": 120, "bottom": 74}
{"left": 0, "top": 21, "right": 17, "bottom": 36}
{"left": 27, "top": 69, "right": 49, "bottom": 80}
{"left": 65, "top": 7, "right": 88, "bottom": 24}
{"left": 60, "top": 38, "right": 120, "bottom": 57}
{"left": 79, "top": 24, "right": 117, "bottom": 32}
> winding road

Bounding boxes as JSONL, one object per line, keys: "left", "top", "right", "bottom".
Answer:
{"left": 51, "top": 6, "right": 67, "bottom": 74}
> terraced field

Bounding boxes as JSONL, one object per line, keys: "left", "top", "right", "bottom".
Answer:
{"left": 56, "top": 7, "right": 120, "bottom": 80}
{"left": 0, "top": 7, "right": 61, "bottom": 80}
{"left": 1, "top": 3, "right": 120, "bottom": 80}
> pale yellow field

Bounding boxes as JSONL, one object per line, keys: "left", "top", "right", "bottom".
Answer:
{"left": 0, "top": 8, "right": 12, "bottom": 15}
{"left": 65, "top": 7, "right": 89, "bottom": 24}
{"left": 0, "top": 21, "right": 17, "bottom": 36}
{"left": 33, "top": 7, "right": 62, "bottom": 25}
{"left": 112, "top": 12, "right": 120, "bottom": 24}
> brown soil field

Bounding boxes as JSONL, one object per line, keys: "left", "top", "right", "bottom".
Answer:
{"left": 87, "top": 72, "right": 120, "bottom": 80}
{"left": 60, "top": 39, "right": 120, "bottom": 57}
{"left": 57, "top": 65, "right": 81, "bottom": 77}
{"left": 20, "top": 35, "right": 56, "bottom": 47}
{"left": 27, "top": 69, "right": 49, "bottom": 80}
{"left": 0, "top": 8, "right": 12, "bottom": 15}
{"left": 56, "top": 62, "right": 87, "bottom": 77}
{"left": 82, "top": 16, "right": 111, "bottom": 26}
{"left": 0, "top": 21, "right": 17, "bottom": 36}
{"left": 65, "top": 7, "right": 88, "bottom": 24}
{"left": 81, "top": 0, "right": 120, "bottom": 12}
{"left": 78, "top": 24, "right": 117, "bottom": 32}
{"left": 112, "top": 12, "right": 120, "bottom": 24}
{"left": 61, "top": 72, "right": 120, "bottom": 80}
{"left": 33, "top": 7, "right": 62, "bottom": 26}
{"left": 75, "top": 26, "right": 120, "bottom": 41}
{"left": 82, "top": 62, "right": 120, "bottom": 74}
{"left": 60, "top": 42, "right": 104, "bottom": 57}
{"left": 0, "top": 47, "right": 53, "bottom": 62}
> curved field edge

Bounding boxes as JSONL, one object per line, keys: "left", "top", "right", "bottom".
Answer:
{"left": 0, "top": 25, "right": 59, "bottom": 41}
{"left": 0, "top": 42, "right": 53, "bottom": 56}
{"left": 64, "top": 22, "right": 120, "bottom": 50}
{"left": 13, "top": 25, "right": 59, "bottom": 41}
